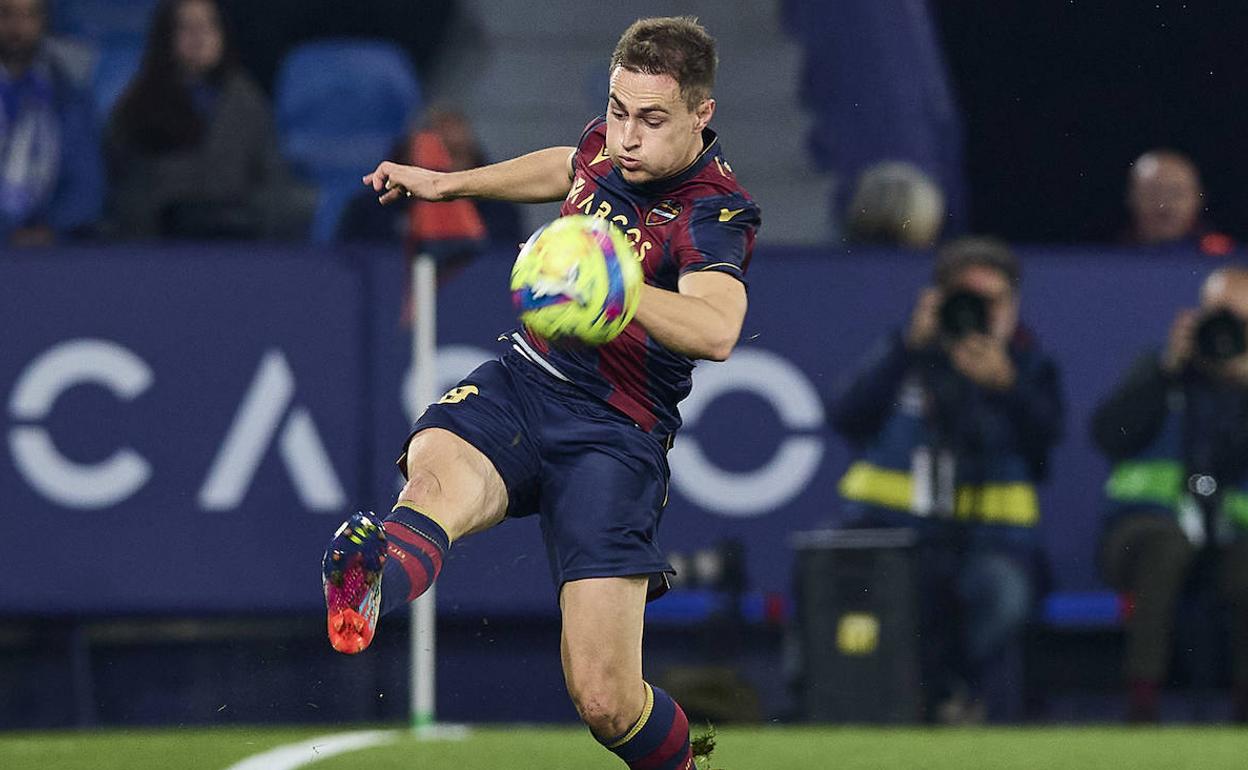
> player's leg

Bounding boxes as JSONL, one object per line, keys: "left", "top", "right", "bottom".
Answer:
{"left": 541, "top": 426, "right": 692, "bottom": 767}
{"left": 324, "top": 358, "right": 539, "bottom": 654}
{"left": 561, "top": 576, "right": 693, "bottom": 770}
{"left": 323, "top": 427, "right": 508, "bottom": 654}
{"left": 380, "top": 427, "right": 509, "bottom": 613}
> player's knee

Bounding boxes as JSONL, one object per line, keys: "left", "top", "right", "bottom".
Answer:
{"left": 399, "top": 464, "right": 442, "bottom": 506}
{"left": 569, "top": 681, "right": 636, "bottom": 738}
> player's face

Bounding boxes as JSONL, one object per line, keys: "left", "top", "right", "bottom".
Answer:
{"left": 606, "top": 67, "right": 714, "bottom": 185}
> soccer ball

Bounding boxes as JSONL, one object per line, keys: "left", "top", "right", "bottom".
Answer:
{"left": 510, "top": 215, "right": 641, "bottom": 345}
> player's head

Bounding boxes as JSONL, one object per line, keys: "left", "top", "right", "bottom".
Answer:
{"left": 934, "top": 236, "right": 1021, "bottom": 342}
{"left": 0, "top": 0, "right": 46, "bottom": 72}
{"left": 606, "top": 16, "right": 717, "bottom": 184}
{"left": 1127, "top": 148, "right": 1202, "bottom": 244}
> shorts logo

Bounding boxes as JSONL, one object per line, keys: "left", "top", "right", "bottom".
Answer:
{"left": 644, "top": 199, "right": 682, "bottom": 226}
{"left": 437, "top": 385, "right": 479, "bottom": 405}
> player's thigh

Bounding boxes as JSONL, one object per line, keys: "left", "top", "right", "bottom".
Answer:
{"left": 400, "top": 427, "right": 508, "bottom": 541}
{"left": 560, "top": 576, "right": 649, "bottom": 705}
{"left": 539, "top": 437, "right": 673, "bottom": 594}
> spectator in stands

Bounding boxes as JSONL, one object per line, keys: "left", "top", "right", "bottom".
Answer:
{"left": 337, "top": 105, "right": 523, "bottom": 248}
{"left": 828, "top": 237, "right": 1064, "bottom": 723}
{"left": 0, "top": 0, "right": 104, "bottom": 246}
{"left": 1125, "top": 149, "right": 1233, "bottom": 256}
{"left": 844, "top": 161, "right": 945, "bottom": 249}
{"left": 1093, "top": 266, "right": 1248, "bottom": 723}
{"left": 105, "top": 0, "right": 311, "bottom": 239}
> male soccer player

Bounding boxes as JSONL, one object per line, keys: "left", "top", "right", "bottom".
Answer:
{"left": 324, "top": 17, "right": 760, "bottom": 769}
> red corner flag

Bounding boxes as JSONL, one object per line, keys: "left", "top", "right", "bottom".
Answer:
{"left": 406, "top": 130, "right": 486, "bottom": 250}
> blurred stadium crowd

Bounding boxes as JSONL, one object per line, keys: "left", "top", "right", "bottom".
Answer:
{"left": 9, "top": 0, "right": 1241, "bottom": 251}
{"left": 7, "top": 0, "right": 1248, "bottom": 731}
{"left": 1, "top": 0, "right": 493, "bottom": 246}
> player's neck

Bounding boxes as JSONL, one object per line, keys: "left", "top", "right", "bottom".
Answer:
{"left": 663, "top": 131, "right": 711, "bottom": 182}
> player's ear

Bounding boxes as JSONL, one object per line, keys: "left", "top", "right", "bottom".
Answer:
{"left": 693, "top": 98, "right": 715, "bottom": 132}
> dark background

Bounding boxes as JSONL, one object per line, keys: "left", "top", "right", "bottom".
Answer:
{"left": 215, "top": 1, "right": 1248, "bottom": 246}
{"left": 218, "top": 0, "right": 456, "bottom": 96}
{"left": 935, "top": 1, "right": 1248, "bottom": 243}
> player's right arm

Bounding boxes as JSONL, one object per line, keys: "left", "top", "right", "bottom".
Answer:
{"left": 363, "top": 147, "right": 576, "bottom": 205}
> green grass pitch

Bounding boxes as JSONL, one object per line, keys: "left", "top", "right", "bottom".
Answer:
{"left": 2, "top": 725, "right": 1246, "bottom": 770}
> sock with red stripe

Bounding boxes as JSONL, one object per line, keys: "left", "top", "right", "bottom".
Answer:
{"left": 379, "top": 501, "right": 449, "bottom": 617}
{"left": 600, "top": 683, "right": 694, "bottom": 770}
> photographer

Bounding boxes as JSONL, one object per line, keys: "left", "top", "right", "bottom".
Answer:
{"left": 1092, "top": 267, "right": 1248, "bottom": 723}
{"left": 828, "top": 237, "right": 1064, "bottom": 722}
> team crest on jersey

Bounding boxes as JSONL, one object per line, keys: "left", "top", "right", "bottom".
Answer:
{"left": 645, "top": 199, "right": 683, "bottom": 226}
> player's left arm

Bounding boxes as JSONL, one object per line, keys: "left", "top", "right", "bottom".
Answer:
{"left": 633, "top": 193, "right": 760, "bottom": 361}
{"left": 634, "top": 273, "right": 747, "bottom": 362}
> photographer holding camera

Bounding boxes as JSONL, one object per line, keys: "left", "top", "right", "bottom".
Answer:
{"left": 828, "top": 237, "right": 1064, "bottom": 722}
{"left": 1092, "top": 267, "right": 1248, "bottom": 723}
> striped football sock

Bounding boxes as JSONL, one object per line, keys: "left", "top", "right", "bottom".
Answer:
{"left": 600, "top": 683, "right": 694, "bottom": 770}
{"left": 378, "top": 501, "right": 449, "bottom": 617}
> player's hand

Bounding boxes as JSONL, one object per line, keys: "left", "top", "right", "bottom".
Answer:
{"left": 950, "top": 333, "right": 1016, "bottom": 391}
{"left": 362, "top": 161, "right": 449, "bottom": 205}
{"left": 905, "top": 287, "right": 942, "bottom": 350}
{"left": 1161, "top": 308, "right": 1198, "bottom": 375}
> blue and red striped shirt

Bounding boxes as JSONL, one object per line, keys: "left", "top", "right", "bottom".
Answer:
{"left": 511, "top": 116, "right": 761, "bottom": 435}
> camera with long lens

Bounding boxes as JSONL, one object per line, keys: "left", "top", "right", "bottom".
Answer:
{"left": 938, "top": 290, "right": 989, "bottom": 340}
{"left": 1195, "top": 309, "right": 1247, "bottom": 362}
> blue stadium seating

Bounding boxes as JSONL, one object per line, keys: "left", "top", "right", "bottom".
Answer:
{"left": 274, "top": 39, "right": 423, "bottom": 243}
{"left": 52, "top": 0, "right": 156, "bottom": 45}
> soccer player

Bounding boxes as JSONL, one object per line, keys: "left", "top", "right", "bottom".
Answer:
{"left": 325, "top": 16, "right": 760, "bottom": 770}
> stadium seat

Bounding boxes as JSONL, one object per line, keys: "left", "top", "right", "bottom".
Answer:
{"left": 274, "top": 39, "right": 423, "bottom": 242}
{"left": 52, "top": 0, "right": 156, "bottom": 45}
{"left": 90, "top": 42, "right": 144, "bottom": 122}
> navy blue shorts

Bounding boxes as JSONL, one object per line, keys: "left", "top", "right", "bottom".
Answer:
{"left": 402, "top": 351, "right": 674, "bottom": 600}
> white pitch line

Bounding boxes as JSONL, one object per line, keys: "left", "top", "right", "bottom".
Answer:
{"left": 223, "top": 730, "right": 398, "bottom": 770}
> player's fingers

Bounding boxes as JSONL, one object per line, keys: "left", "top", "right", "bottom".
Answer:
{"left": 370, "top": 162, "right": 396, "bottom": 191}
{"left": 384, "top": 179, "right": 415, "bottom": 199}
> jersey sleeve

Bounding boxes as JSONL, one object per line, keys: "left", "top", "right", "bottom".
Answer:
{"left": 671, "top": 193, "right": 761, "bottom": 283}
{"left": 571, "top": 116, "right": 608, "bottom": 170}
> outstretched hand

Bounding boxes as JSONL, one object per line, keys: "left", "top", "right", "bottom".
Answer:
{"left": 362, "top": 161, "right": 449, "bottom": 205}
